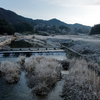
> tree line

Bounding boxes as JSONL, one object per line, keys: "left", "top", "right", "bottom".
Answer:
{"left": 0, "top": 18, "right": 71, "bottom": 35}
{"left": 1, "top": 17, "right": 100, "bottom": 35}
{"left": 0, "top": 18, "right": 34, "bottom": 35}
{"left": 0, "top": 18, "right": 15, "bottom": 35}
{"left": 90, "top": 24, "right": 100, "bottom": 35}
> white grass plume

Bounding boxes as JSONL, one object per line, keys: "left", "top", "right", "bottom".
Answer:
{"left": 0, "top": 61, "right": 21, "bottom": 83}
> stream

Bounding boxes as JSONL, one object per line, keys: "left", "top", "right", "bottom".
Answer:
{"left": 0, "top": 54, "right": 66, "bottom": 100}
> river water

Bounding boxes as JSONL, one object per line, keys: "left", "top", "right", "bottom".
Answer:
{"left": 0, "top": 53, "right": 66, "bottom": 100}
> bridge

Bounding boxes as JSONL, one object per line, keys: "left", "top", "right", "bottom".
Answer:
{"left": 0, "top": 45, "right": 86, "bottom": 58}
{"left": 0, "top": 45, "right": 90, "bottom": 58}
{"left": 0, "top": 47, "right": 66, "bottom": 57}
{"left": 0, "top": 47, "right": 61, "bottom": 51}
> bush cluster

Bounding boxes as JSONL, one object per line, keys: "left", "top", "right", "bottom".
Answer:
{"left": 24, "top": 56, "right": 61, "bottom": 96}
{"left": 62, "top": 59, "right": 100, "bottom": 100}
{"left": 0, "top": 61, "right": 21, "bottom": 83}
{"left": 17, "top": 56, "right": 26, "bottom": 66}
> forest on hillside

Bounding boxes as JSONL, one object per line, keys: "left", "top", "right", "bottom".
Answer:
{"left": 0, "top": 18, "right": 15, "bottom": 35}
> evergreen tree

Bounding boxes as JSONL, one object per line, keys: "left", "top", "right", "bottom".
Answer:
{"left": 15, "top": 22, "right": 34, "bottom": 33}
{"left": 90, "top": 24, "right": 100, "bottom": 35}
{"left": 0, "top": 18, "right": 15, "bottom": 35}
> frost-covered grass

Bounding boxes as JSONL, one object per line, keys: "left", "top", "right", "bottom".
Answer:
{"left": 17, "top": 56, "right": 26, "bottom": 65}
{"left": 0, "top": 36, "right": 11, "bottom": 42}
{"left": 24, "top": 56, "right": 36, "bottom": 75}
{"left": 25, "top": 56, "right": 62, "bottom": 96}
{"left": 62, "top": 58, "right": 100, "bottom": 100}
{"left": 0, "top": 61, "right": 21, "bottom": 83}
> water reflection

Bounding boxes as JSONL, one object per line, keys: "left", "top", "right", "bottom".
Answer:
{"left": 0, "top": 72, "right": 33, "bottom": 100}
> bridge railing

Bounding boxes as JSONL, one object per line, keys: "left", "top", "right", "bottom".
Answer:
{"left": 0, "top": 47, "right": 61, "bottom": 51}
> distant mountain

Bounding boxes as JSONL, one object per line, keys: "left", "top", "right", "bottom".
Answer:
{"left": 72, "top": 23, "right": 91, "bottom": 34}
{"left": 0, "top": 7, "right": 91, "bottom": 34}
{"left": 47, "top": 19, "right": 68, "bottom": 26}
{"left": 0, "top": 8, "right": 35, "bottom": 25}
{"left": 0, "top": 8, "right": 68, "bottom": 26}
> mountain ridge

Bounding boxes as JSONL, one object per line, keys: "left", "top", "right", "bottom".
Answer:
{"left": 0, "top": 7, "right": 91, "bottom": 27}
{"left": 0, "top": 7, "right": 91, "bottom": 34}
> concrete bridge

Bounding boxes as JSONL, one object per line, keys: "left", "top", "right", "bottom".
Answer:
{"left": 0, "top": 47, "right": 61, "bottom": 51}
{"left": 0, "top": 47, "right": 66, "bottom": 57}
{"left": 0, "top": 45, "right": 85, "bottom": 58}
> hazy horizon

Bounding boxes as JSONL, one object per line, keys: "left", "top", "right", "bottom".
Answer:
{"left": 0, "top": 0, "right": 100, "bottom": 26}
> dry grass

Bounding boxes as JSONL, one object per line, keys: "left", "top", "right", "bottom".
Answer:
{"left": 17, "top": 56, "right": 26, "bottom": 65}
{"left": 62, "top": 58, "right": 100, "bottom": 100}
{"left": 0, "top": 61, "right": 21, "bottom": 83}
{"left": 25, "top": 56, "right": 61, "bottom": 96}
{"left": 24, "top": 56, "right": 36, "bottom": 75}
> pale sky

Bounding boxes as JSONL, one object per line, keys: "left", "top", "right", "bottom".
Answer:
{"left": 0, "top": 0, "right": 100, "bottom": 26}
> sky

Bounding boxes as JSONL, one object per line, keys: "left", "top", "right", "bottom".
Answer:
{"left": 0, "top": 0, "right": 100, "bottom": 26}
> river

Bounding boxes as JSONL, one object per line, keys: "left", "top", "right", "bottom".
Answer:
{"left": 0, "top": 53, "right": 66, "bottom": 100}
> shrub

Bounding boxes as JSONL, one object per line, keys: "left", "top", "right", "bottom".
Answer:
{"left": 60, "top": 60, "right": 70, "bottom": 70}
{"left": 62, "top": 59, "right": 100, "bottom": 100}
{"left": 32, "top": 36, "right": 35, "bottom": 39}
{"left": 88, "top": 61, "right": 100, "bottom": 75}
{"left": 0, "top": 61, "right": 21, "bottom": 83}
{"left": 17, "top": 56, "right": 26, "bottom": 65}
{"left": 25, "top": 56, "right": 61, "bottom": 96}
{"left": 24, "top": 56, "right": 36, "bottom": 75}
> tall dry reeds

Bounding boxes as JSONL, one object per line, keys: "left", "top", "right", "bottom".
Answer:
{"left": 62, "top": 58, "right": 100, "bottom": 100}
{"left": 25, "top": 56, "right": 62, "bottom": 96}
{"left": 0, "top": 61, "right": 21, "bottom": 83}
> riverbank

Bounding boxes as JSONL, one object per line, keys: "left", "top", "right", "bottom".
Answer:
{"left": 33, "top": 34, "right": 100, "bottom": 63}
{"left": 0, "top": 35, "right": 16, "bottom": 48}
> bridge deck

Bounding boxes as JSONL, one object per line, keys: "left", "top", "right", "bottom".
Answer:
{"left": 0, "top": 48, "right": 66, "bottom": 57}
{"left": 0, "top": 47, "right": 60, "bottom": 51}
{"left": 0, "top": 49, "right": 65, "bottom": 53}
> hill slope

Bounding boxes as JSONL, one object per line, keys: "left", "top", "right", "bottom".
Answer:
{"left": 0, "top": 8, "right": 68, "bottom": 26}
{"left": 0, "top": 8, "right": 34, "bottom": 25}
{"left": 0, "top": 7, "right": 91, "bottom": 34}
